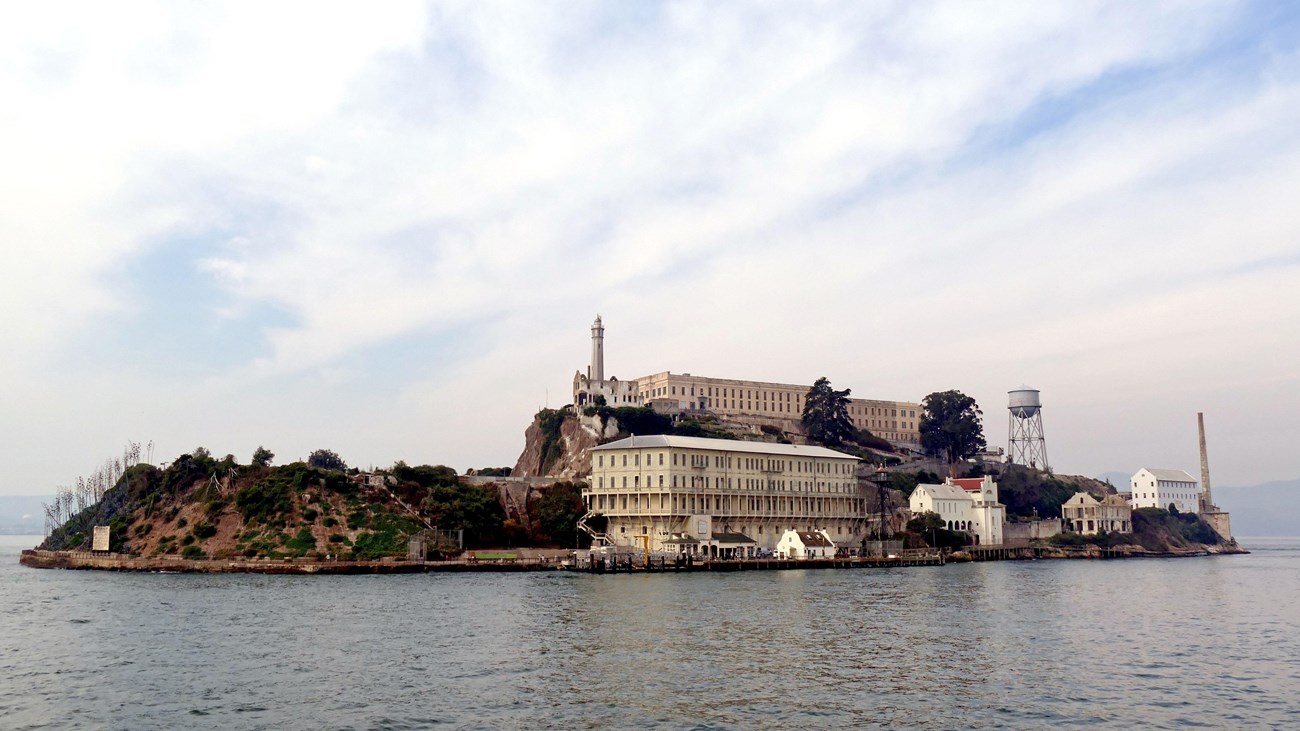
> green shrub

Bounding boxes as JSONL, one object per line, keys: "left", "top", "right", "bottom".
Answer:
{"left": 192, "top": 521, "right": 217, "bottom": 539}
{"left": 284, "top": 528, "right": 317, "bottom": 555}
{"left": 323, "top": 517, "right": 338, "bottom": 528}
{"left": 329, "top": 533, "right": 348, "bottom": 544}
{"left": 234, "top": 477, "right": 293, "bottom": 525}
{"left": 181, "top": 545, "right": 205, "bottom": 559}
{"left": 302, "top": 508, "right": 318, "bottom": 523}
{"left": 181, "top": 534, "right": 195, "bottom": 546}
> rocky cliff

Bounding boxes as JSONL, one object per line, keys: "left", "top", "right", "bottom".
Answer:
{"left": 513, "top": 409, "right": 613, "bottom": 479}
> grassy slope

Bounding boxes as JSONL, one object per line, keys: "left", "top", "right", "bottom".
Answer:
{"left": 40, "top": 462, "right": 421, "bottom": 560}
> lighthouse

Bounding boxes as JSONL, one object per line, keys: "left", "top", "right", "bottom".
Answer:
{"left": 590, "top": 314, "right": 605, "bottom": 382}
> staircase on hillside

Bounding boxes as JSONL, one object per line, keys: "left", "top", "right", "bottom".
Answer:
{"left": 576, "top": 510, "right": 612, "bottom": 547}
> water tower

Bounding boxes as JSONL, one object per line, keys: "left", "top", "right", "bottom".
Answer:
{"left": 1008, "top": 387, "right": 1050, "bottom": 471}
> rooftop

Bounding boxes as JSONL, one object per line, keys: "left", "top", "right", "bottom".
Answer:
{"left": 1136, "top": 468, "right": 1199, "bottom": 483}
{"left": 590, "top": 434, "right": 858, "bottom": 460}
{"left": 914, "top": 482, "right": 973, "bottom": 501}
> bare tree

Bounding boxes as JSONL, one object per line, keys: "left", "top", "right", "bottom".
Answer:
{"left": 74, "top": 477, "right": 89, "bottom": 513}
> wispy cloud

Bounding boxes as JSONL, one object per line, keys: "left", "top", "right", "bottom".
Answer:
{"left": 2, "top": 1, "right": 1297, "bottom": 492}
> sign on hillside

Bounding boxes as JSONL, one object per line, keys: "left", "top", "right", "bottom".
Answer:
{"left": 92, "top": 525, "right": 110, "bottom": 552}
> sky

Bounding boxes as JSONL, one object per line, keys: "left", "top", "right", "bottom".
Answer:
{"left": 2, "top": 1, "right": 1299, "bottom": 497}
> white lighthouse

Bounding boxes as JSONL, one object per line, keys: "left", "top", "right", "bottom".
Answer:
{"left": 590, "top": 314, "right": 605, "bottom": 382}
{"left": 572, "top": 315, "right": 639, "bottom": 408}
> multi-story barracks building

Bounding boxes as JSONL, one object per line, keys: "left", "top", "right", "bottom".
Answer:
{"left": 583, "top": 434, "right": 865, "bottom": 557}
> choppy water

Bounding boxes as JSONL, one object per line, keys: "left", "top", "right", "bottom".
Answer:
{"left": 2, "top": 535, "right": 1299, "bottom": 730}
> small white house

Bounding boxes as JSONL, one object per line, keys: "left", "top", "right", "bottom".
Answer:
{"left": 776, "top": 530, "right": 835, "bottom": 559}
{"left": 1130, "top": 468, "right": 1201, "bottom": 514}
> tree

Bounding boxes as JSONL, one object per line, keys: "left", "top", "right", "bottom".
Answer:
{"left": 535, "top": 482, "right": 587, "bottom": 547}
{"left": 393, "top": 462, "right": 458, "bottom": 487}
{"left": 420, "top": 483, "right": 504, "bottom": 548}
{"left": 252, "top": 446, "right": 274, "bottom": 468}
{"left": 307, "top": 449, "right": 348, "bottom": 471}
{"left": 919, "top": 390, "right": 986, "bottom": 470}
{"left": 802, "top": 377, "right": 855, "bottom": 447}
{"left": 473, "top": 467, "right": 513, "bottom": 477}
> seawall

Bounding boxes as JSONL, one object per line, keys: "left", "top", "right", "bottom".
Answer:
{"left": 19, "top": 549, "right": 558, "bottom": 574}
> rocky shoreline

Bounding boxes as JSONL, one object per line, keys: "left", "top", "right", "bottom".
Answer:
{"left": 19, "top": 549, "right": 560, "bottom": 574}
{"left": 20, "top": 540, "right": 1249, "bottom": 575}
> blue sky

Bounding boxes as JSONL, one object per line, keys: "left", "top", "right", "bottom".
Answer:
{"left": 2, "top": 1, "right": 1299, "bottom": 495}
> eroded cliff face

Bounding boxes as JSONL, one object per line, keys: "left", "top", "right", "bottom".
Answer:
{"left": 513, "top": 411, "right": 614, "bottom": 479}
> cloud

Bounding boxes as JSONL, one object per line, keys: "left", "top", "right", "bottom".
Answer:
{"left": 2, "top": 1, "right": 1298, "bottom": 494}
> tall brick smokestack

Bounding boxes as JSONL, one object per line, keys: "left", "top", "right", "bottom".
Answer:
{"left": 1198, "top": 412, "right": 1214, "bottom": 511}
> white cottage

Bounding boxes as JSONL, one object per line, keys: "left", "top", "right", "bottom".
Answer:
{"left": 776, "top": 530, "right": 835, "bottom": 559}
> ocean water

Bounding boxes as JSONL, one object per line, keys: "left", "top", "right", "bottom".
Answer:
{"left": 2, "top": 535, "right": 1298, "bottom": 730}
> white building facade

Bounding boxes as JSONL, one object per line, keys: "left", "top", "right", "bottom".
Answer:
{"left": 583, "top": 435, "right": 864, "bottom": 556}
{"left": 908, "top": 476, "right": 1006, "bottom": 546}
{"left": 1129, "top": 468, "right": 1202, "bottom": 514}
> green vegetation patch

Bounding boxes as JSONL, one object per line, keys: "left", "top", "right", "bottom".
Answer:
{"left": 351, "top": 512, "right": 419, "bottom": 559}
{"left": 235, "top": 477, "right": 294, "bottom": 525}
{"left": 284, "top": 528, "right": 318, "bottom": 556}
{"left": 535, "top": 481, "right": 587, "bottom": 548}
{"left": 535, "top": 407, "right": 573, "bottom": 474}
{"left": 996, "top": 467, "right": 1079, "bottom": 519}
{"left": 346, "top": 509, "right": 370, "bottom": 530}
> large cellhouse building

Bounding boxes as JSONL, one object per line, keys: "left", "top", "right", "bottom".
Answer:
{"left": 572, "top": 315, "right": 922, "bottom": 445}
{"left": 583, "top": 434, "right": 865, "bottom": 555}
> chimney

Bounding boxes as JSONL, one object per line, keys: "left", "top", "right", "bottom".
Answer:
{"left": 1197, "top": 412, "right": 1214, "bottom": 511}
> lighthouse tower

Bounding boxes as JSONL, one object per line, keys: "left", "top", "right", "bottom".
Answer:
{"left": 573, "top": 315, "right": 638, "bottom": 408}
{"left": 590, "top": 315, "right": 605, "bottom": 382}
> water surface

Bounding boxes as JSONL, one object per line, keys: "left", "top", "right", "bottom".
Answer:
{"left": 2, "top": 535, "right": 1297, "bottom": 730}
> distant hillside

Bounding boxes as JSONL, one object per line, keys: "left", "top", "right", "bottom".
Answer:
{"left": 1215, "top": 479, "right": 1300, "bottom": 537}
{"left": 0, "top": 495, "right": 48, "bottom": 535}
{"left": 1096, "top": 471, "right": 1131, "bottom": 488}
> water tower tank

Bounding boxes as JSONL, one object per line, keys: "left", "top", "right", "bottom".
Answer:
{"left": 1008, "top": 388, "right": 1041, "bottom": 418}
